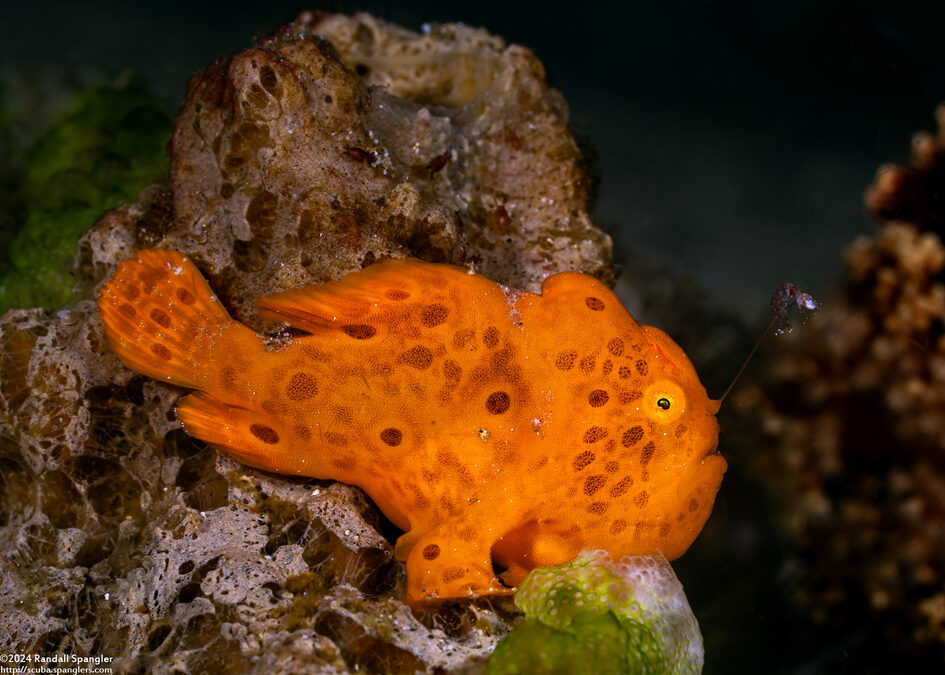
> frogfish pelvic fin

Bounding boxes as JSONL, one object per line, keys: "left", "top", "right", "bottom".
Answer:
{"left": 97, "top": 249, "right": 725, "bottom": 605}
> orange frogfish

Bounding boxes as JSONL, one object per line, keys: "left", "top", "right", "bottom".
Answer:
{"left": 97, "top": 249, "right": 725, "bottom": 604}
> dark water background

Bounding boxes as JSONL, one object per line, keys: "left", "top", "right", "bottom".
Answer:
{"left": 4, "top": 1, "right": 945, "bottom": 672}
{"left": 6, "top": 1, "right": 945, "bottom": 322}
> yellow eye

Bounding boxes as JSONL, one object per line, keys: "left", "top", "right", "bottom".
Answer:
{"left": 643, "top": 382, "right": 686, "bottom": 423}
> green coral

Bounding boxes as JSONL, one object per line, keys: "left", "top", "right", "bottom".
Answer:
{"left": 487, "top": 551, "right": 704, "bottom": 675}
{"left": 0, "top": 79, "right": 171, "bottom": 313}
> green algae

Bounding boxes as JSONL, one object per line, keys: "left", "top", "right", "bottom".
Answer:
{"left": 0, "top": 80, "right": 171, "bottom": 313}
{"left": 489, "top": 611, "right": 664, "bottom": 675}
{"left": 487, "top": 551, "right": 704, "bottom": 675}
{"left": 282, "top": 571, "right": 329, "bottom": 630}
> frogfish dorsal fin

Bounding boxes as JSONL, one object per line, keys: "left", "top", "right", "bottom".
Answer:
{"left": 255, "top": 258, "right": 500, "bottom": 334}
{"left": 536, "top": 271, "right": 639, "bottom": 328}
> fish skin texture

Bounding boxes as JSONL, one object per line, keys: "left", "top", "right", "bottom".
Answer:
{"left": 98, "top": 249, "right": 725, "bottom": 604}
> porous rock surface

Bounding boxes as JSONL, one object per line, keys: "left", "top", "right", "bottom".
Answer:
{"left": 0, "top": 12, "right": 611, "bottom": 673}
{"left": 77, "top": 11, "right": 612, "bottom": 328}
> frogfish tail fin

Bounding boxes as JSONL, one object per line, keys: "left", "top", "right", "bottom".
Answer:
{"left": 97, "top": 249, "right": 232, "bottom": 389}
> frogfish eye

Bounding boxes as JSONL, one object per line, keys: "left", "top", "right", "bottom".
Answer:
{"left": 642, "top": 381, "right": 686, "bottom": 423}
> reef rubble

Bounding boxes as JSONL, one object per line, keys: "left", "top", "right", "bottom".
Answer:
{"left": 0, "top": 12, "right": 611, "bottom": 672}
{"left": 746, "top": 106, "right": 945, "bottom": 664}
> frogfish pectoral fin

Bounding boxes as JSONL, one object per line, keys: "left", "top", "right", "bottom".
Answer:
{"left": 490, "top": 518, "right": 585, "bottom": 588}
{"left": 403, "top": 523, "right": 510, "bottom": 606}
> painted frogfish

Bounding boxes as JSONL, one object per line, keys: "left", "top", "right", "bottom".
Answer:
{"left": 97, "top": 250, "right": 725, "bottom": 604}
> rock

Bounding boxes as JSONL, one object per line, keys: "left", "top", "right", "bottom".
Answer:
{"left": 0, "top": 12, "right": 612, "bottom": 673}
{"left": 78, "top": 11, "right": 611, "bottom": 327}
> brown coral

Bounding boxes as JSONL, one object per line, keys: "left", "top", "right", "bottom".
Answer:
{"left": 0, "top": 12, "right": 611, "bottom": 672}
{"left": 866, "top": 104, "right": 945, "bottom": 237}
{"left": 748, "top": 108, "right": 945, "bottom": 662}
